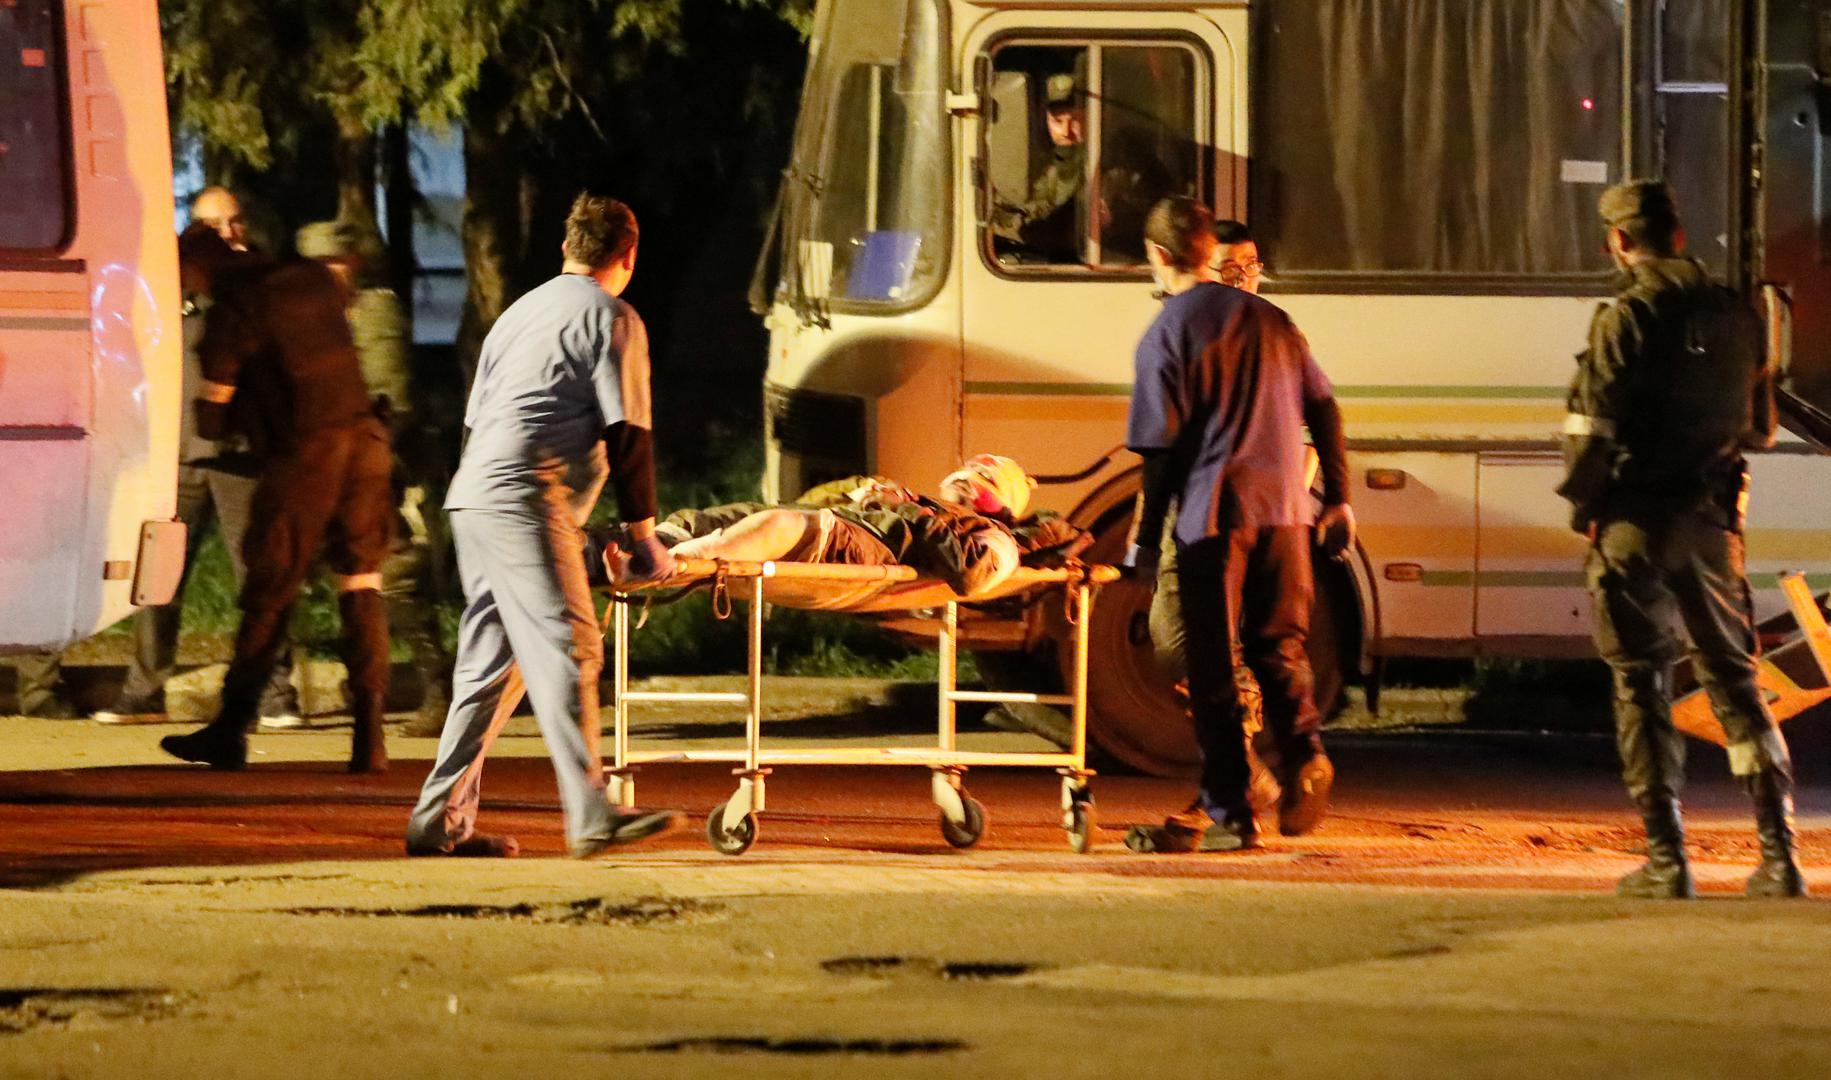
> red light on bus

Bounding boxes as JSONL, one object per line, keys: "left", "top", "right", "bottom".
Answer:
{"left": 1581, "top": 97, "right": 1595, "bottom": 111}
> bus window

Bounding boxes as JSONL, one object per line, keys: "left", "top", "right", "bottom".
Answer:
{"left": 1653, "top": 0, "right": 1731, "bottom": 277}
{"left": 986, "top": 41, "right": 1203, "bottom": 272}
{"left": 1252, "top": 0, "right": 1625, "bottom": 285}
{"left": 778, "top": 0, "right": 948, "bottom": 314}
{"left": 0, "top": 0, "right": 70, "bottom": 251}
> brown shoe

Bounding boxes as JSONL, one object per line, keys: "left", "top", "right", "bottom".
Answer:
{"left": 406, "top": 834, "right": 520, "bottom": 858}
{"left": 1278, "top": 751, "right": 1334, "bottom": 836}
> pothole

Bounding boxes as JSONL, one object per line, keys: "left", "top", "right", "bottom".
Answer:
{"left": 279, "top": 895, "right": 723, "bottom": 926}
{"left": 624, "top": 1036, "right": 967, "bottom": 1056}
{"left": 820, "top": 955, "right": 1043, "bottom": 981}
{"left": 0, "top": 988, "right": 185, "bottom": 1035}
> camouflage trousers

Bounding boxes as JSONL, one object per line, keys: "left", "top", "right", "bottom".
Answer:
{"left": 1585, "top": 508, "right": 1791, "bottom": 804}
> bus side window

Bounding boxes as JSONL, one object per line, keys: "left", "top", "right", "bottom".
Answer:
{"left": 985, "top": 40, "right": 1204, "bottom": 272}
{"left": 0, "top": 0, "right": 71, "bottom": 251}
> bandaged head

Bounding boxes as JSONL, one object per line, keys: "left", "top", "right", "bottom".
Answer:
{"left": 940, "top": 454, "right": 1035, "bottom": 520}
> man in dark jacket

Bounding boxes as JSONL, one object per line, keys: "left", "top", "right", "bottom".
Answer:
{"left": 159, "top": 245, "right": 396, "bottom": 774}
{"left": 1560, "top": 180, "right": 1805, "bottom": 899}
{"left": 1121, "top": 197, "right": 1353, "bottom": 854}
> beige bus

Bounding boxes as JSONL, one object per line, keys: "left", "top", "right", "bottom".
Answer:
{"left": 754, "top": 0, "right": 1831, "bottom": 774}
{"left": 0, "top": 0, "right": 184, "bottom": 652}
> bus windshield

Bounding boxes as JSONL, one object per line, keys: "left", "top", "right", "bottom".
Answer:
{"left": 776, "top": 0, "right": 949, "bottom": 319}
{"left": 0, "top": 0, "right": 70, "bottom": 251}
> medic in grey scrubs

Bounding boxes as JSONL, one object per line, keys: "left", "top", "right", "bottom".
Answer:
{"left": 405, "top": 193, "right": 681, "bottom": 859}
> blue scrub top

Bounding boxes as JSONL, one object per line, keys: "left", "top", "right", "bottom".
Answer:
{"left": 1126, "top": 282, "right": 1334, "bottom": 544}
{"left": 446, "top": 273, "right": 651, "bottom": 517}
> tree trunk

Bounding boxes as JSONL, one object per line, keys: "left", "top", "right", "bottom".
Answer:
{"left": 334, "top": 115, "right": 379, "bottom": 235}
{"left": 456, "top": 72, "right": 525, "bottom": 383}
{"left": 382, "top": 120, "right": 417, "bottom": 301}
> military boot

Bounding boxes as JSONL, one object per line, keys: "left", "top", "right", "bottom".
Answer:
{"left": 340, "top": 589, "right": 391, "bottom": 774}
{"left": 1619, "top": 796, "right": 1694, "bottom": 899}
{"left": 1743, "top": 770, "right": 1809, "bottom": 899}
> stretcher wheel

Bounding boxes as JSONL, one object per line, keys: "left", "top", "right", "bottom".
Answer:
{"left": 707, "top": 807, "right": 757, "bottom": 856}
{"left": 940, "top": 797, "right": 986, "bottom": 849}
{"left": 1066, "top": 801, "right": 1095, "bottom": 854}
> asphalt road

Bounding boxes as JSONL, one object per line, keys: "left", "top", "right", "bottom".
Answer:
{"left": 1, "top": 683, "right": 1827, "bottom": 1078}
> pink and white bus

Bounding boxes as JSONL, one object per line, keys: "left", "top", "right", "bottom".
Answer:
{"left": 0, "top": 0, "right": 183, "bottom": 652}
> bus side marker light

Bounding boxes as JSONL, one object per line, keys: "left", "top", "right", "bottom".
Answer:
{"left": 1384, "top": 563, "right": 1423, "bottom": 583}
{"left": 1365, "top": 469, "right": 1407, "bottom": 491}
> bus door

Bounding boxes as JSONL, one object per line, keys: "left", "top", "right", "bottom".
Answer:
{"left": 956, "top": 9, "right": 1241, "bottom": 486}
{"left": 0, "top": 0, "right": 88, "bottom": 647}
{"left": 1753, "top": 0, "right": 1831, "bottom": 408}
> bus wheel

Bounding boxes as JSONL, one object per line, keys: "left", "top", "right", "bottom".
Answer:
{"left": 1042, "top": 518, "right": 1356, "bottom": 779}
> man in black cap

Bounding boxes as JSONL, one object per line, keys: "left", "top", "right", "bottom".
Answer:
{"left": 1561, "top": 179, "right": 1806, "bottom": 899}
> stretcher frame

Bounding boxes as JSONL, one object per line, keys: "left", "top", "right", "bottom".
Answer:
{"left": 601, "top": 557, "right": 1118, "bottom": 854}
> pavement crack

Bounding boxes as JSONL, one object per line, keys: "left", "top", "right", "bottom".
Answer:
{"left": 620, "top": 1036, "right": 967, "bottom": 1056}
{"left": 820, "top": 955, "right": 1046, "bottom": 981}
{"left": 0, "top": 988, "right": 186, "bottom": 1035}
{"left": 276, "top": 895, "right": 724, "bottom": 926}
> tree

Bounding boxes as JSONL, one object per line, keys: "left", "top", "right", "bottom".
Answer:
{"left": 352, "top": 0, "right": 812, "bottom": 375}
{"left": 160, "top": 0, "right": 385, "bottom": 240}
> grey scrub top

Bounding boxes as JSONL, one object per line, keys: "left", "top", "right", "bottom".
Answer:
{"left": 445, "top": 273, "right": 652, "bottom": 522}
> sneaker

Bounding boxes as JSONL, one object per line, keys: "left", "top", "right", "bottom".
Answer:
{"left": 257, "top": 711, "right": 305, "bottom": 730}
{"left": 568, "top": 809, "right": 684, "bottom": 858}
{"left": 93, "top": 693, "right": 169, "bottom": 725}
{"left": 159, "top": 728, "right": 248, "bottom": 770}
{"left": 1278, "top": 750, "right": 1334, "bottom": 837}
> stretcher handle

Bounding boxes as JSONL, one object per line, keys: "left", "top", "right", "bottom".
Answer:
{"left": 712, "top": 564, "right": 733, "bottom": 621}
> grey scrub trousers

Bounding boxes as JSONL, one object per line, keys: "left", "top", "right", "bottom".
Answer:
{"left": 405, "top": 486, "right": 610, "bottom": 850}
{"left": 404, "top": 272, "right": 652, "bottom": 852}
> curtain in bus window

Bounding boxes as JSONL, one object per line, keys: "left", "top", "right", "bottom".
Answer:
{"left": 1098, "top": 47, "right": 1198, "bottom": 265}
{"left": 1254, "top": 0, "right": 1624, "bottom": 279}
{"left": 0, "top": 0, "right": 69, "bottom": 251}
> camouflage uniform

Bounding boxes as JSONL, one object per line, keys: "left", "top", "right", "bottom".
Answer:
{"left": 1560, "top": 180, "right": 1803, "bottom": 898}
{"left": 992, "top": 142, "right": 1086, "bottom": 260}
{"left": 991, "top": 73, "right": 1087, "bottom": 262}
{"left": 298, "top": 222, "right": 453, "bottom": 733}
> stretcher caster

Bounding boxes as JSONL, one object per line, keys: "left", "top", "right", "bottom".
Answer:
{"left": 939, "top": 797, "right": 987, "bottom": 849}
{"left": 706, "top": 807, "right": 757, "bottom": 856}
{"left": 1066, "top": 800, "right": 1095, "bottom": 854}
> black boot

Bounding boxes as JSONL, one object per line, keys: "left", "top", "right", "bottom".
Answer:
{"left": 160, "top": 725, "right": 248, "bottom": 770}
{"left": 1744, "top": 770, "right": 1808, "bottom": 899}
{"left": 340, "top": 589, "right": 391, "bottom": 774}
{"left": 1619, "top": 796, "right": 1694, "bottom": 899}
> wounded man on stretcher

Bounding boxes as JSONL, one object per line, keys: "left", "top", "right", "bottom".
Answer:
{"left": 598, "top": 454, "right": 1091, "bottom": 596}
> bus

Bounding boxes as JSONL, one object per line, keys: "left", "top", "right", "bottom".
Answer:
{"left": 0, "top": 0, "right": 184, "bottom": 653}
{"left": 754, "top": 0, "right": 1831, "bottom": 774}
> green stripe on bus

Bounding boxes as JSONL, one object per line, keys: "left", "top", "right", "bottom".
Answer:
{"left": 1332, "top": 385, "right": 1567, "bottom": 399}
{"left": 962, "top": 381, "right": 1566, "bottom": 399}
{"left": 963, "top": 381, "right": 1132, "bottom": 396}
{"left": 1416, "top": 570, "right": 1828, "bottom": 590}
{"left": 0, "top": 315, "right": 88, "bottom": 332}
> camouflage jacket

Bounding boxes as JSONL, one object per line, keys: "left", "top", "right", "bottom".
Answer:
{"left": 991, "top": 143, "right": 1086, "bottom": 256}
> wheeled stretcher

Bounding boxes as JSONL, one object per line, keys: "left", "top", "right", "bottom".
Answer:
{"left": 602, "top": 557, "right": 1119, "bottom": 855}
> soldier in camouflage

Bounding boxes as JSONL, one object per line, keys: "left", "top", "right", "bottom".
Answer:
{"left": 991, "top": 73, "right": 1086, "bottom": 262}
{"left": 296, "top": 221, "right": 453, "bottom": 736}
{"left": 1560, "top": 180, "right": 1806, "bottom": 900}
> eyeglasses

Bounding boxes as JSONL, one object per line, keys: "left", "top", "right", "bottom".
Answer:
{"left": 1216, "top": 259, "right": 1265, "bottom": 284}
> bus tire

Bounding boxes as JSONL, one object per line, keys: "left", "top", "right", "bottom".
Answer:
{"left": 1042, "top": 515, "right": 1357, "bottom": 779}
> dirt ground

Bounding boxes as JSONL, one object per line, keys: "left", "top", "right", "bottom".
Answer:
{"left": 2, "top": 677, "right": 1827, "bottom": 1078}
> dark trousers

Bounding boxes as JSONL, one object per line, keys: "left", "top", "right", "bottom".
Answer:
{"left": 1586, "top": 508, "right": 1791, "bottom": 804}
{"left": 213, "top": 423, "right": 394, "bottom": 740}
{"left": 1177, "top": 527, "right": 1321, "bottom": 820}
{"left": 117, "top": 464, "right": 295, "bottom": 711}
